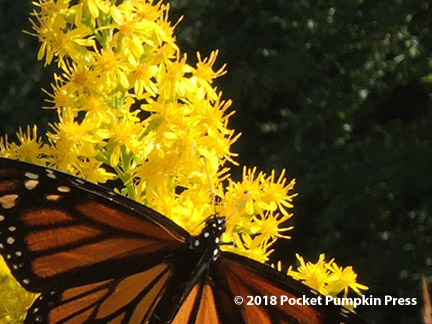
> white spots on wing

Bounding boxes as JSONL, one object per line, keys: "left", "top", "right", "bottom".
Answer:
{"left": 22, "top": 279, "right": 30, "bottom": 285}
{"left": 0, "top": 194, "right": 18, "bottom": 209}
{"left": 203, "top": 232, "right": 210, "bottom": 238}
{"left": 215, "top": 237, "right": 220, "bottom": 244}
{"left": 47, "top": 173, "right": 57, "bottom": 179}
{"left": 212, "top": 248, "right": 220, "bottom": 261}
{"left": 0, "top": 215, "right": 4, "bottom": 222}
{"left": 8, "top": 226, "right": 16, "bottom": 232}
{"left": 310, "top": 289, "right": 319, "bottom": 295}
{"left": 24, "top": 179, "right": 39, "bottom": 190}
{"left": 25, "top": 172, "right": 39, "bottom": 180}
{"left": 33, "top": 307, "right": 39, "bottom": 313}
{"left": 108, "top": 191, "right": 116, "bottom": 196}
{"left": 7, "top": 237, "right": 15, "bottom": 245}
{"left": 6, "top": 254, "right": 11, "bottom": 259}
{"left": 57, "top": 186, "right": 70, "bottom": 193}
{"left": 12, "top": 265, "right": 18, "bottom": 270}
{"left": 0, "top": 243, "right": 3, "bottom": 249}
{"left": 75, "top": 179, "right": 85, "bottom": 185}
{"left": 194, "top": 240, "right": 200, "bottom": 247}
{"left": 46, "top": 194, "right": 61, "bottom": 201}
{"left": 15, "top": 251, "right": 22, "bottom": 257}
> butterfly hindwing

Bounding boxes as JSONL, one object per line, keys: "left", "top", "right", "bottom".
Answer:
{"left": 171, "top": 282, "right": 222, "bottom": 324}
{"left": 0, "top": 158, "right": 189, "bottom": 292}
{"left": 26, "top": 263, "right": 173, "bottom": 324}
{"left": 212, "top": 252, "right": 367, "bottom": 324}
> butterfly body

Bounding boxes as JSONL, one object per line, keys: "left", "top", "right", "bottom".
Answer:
{"left": 150, "top": 216, "right": 226, "bottom": 323}
{"left": 0, "top": 158, "right": 368, "bottom": 324}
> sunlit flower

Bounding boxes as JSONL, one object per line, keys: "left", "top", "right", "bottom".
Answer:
{"left": 30, "top": 5, "right": 95, "bottom": 66}
{"left": 0, "top": 257, "right": 36, "bottom": 322}
{"left": 82, "top": 0, "right": 110, "bottom": 19}
{"left": 326, "top": 262, "right": 369, "bottom": 298}
{"left": 0, "top": 126, "right": 45, "bottom": 164}
{"left": 287, "top": 254, "right": 368, "bottom": 301}
{"left": 94, "top": 48, "right": 132, "bottom": 90}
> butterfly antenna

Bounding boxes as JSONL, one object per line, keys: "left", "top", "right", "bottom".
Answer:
{"left": 220, "top": 193, "right": 250, "bottom": 249}
{"left": 226, "top": 190, "right": 251, "bottom": 222}
{"left": 203, "top": 157, "right": 218, "bottom": 216}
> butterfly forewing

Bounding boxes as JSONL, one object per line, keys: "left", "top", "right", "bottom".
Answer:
{"left": 0, "top": 158, "right": 189, "bottom": 292}
{"left": 0, "top": 158, "right": 369, "bottom": 324}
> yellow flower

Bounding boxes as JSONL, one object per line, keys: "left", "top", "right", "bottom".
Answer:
{"left": 326, "top": 262, "right": 369, "bottom": 298}
{"left": 131, "top": 62, "right": 159, "bottom": 98}
{"left": 110, "top": 5, "right": 159, "bottom": 61}
{"left": 195, "top": 50, "right": 227, "bottom": 82}
{"left": 31, "top": 10, "right": 95, "bottom": 66}
{"left": 288, "top": 254, "right": 331, "bottom": 294}
{"left": 105, "top": 110, "right": 144, "bottom": 167}
{"left": 157, "top": 56, "right": 195, "bottom": 99}
{"left": 57, "top": 62, "right": 99, "bottom": 97}
{"left": 251, "top": 212, "right": 293, "bottom": 240}
{"left": 192, "top": 51, "right": 227, "bottom": 101}
{"left": 287, "top": 254, "right": 368, "bottom": 301}
{"left": 74, "top": 159, "right": 116, "bottom": 183}
{"left": 0, "top": 126, "right": 45, "bottom": 164}
{"left": 94, "top": 49, "right": 131, "bottom": 90}
{"left": 0, "top": 257, "right": 36, "bottom": 323}
{"left": 258, "top": 169, "right": 297, "bottom": 216}
{"left": 82, "top": 0, "right": 110, "bottom": 19}
{"left": 226, "top": 233, "right": 275, "bottom": 263}
{"left": 42, "top": 76, "right": 78, "bottom": 110}
{"left": 82, "top": 94, "right": 113, "bottom": 122}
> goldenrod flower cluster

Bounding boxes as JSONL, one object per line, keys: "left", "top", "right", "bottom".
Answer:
{"left": 0, "top": 0, "right": 366, "bottom": 321}
{"left": 287, "top": 254, "right": 368, "bottom": 297}
{"left": 272, "top": 254, "right": 368, "bottom": 312}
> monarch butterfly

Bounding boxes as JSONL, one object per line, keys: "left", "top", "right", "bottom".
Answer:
{"left": 0, "top": 157, "right": 367, "bottom": 324}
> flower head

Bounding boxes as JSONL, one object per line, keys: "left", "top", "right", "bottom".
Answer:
{"left": 286, "top": 254, "right": 368, "bottom": 305}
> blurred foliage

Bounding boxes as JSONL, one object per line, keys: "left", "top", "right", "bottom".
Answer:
{"left": 0, "top": 1, "right": 54, "bottom": 135}
{"left": 1, "top": 0, "right": 432, "bottom": 323}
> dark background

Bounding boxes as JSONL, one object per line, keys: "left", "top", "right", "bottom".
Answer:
{"left": 1, "top": 1, "right": 431, "bottom": 323}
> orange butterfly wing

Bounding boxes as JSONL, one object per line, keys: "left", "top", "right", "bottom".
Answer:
{"left": 210, "top": 253, "right": 367, "bottom": 324}
{"left": 26, "top": 263, "right": 172, "bottom": 324}
{"left": 171, "top": 283, "right": 222, "bottom": 324}
{"left": 0, "top": 158, "right": 189, "bottom": 293}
